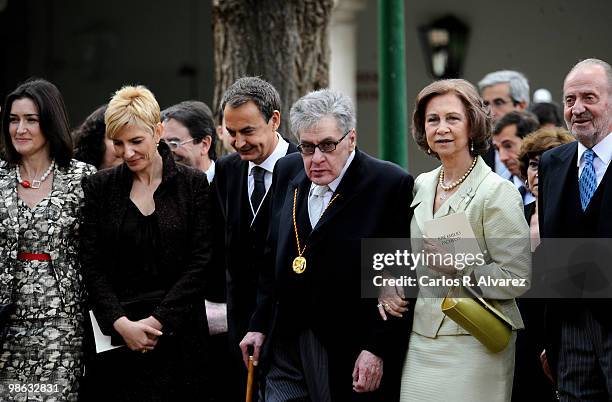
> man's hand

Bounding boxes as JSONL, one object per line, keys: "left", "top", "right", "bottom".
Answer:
{"left": 540, "top": 349, "right": 554, "bottom": 383}
{"left": 352, "top": 350, "right": 383, "bottom": 393}
{"left": 239, "top": 331, "right": 266, "bottom": 368}
{"left": 113, "top": 316, "right": 163, "bottom": 352}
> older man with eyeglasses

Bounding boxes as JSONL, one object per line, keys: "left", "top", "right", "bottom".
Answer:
{"left": 240, "top": 88, "right": 414, "bottom": 401}
{"left": 478, "top": 70, "right": 531, "bottom": 180}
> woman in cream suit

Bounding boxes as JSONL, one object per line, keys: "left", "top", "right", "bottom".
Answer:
{"left": 382, "top": 79, "right": 530, "bottom": 402}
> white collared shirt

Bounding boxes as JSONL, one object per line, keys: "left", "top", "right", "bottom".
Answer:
{"left": 205, "top": 160, "right": 215, "bottom": 184}
{"left": 577, "top": 132, "right": 612, "bottom": 187}
{"left": 247, "top": 134, "right": 289, "bottom": 215}
{"left": 308, "top": 150, "right": 356, "bottom": 215}
{"left": 494, "top": 149, "right": 512, "bottom": 180}
{"left": 511, "top": 174, "right": 536, "bottom": 205}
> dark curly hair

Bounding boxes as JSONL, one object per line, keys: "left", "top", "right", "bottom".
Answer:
{"left": 412, "top": 79, "right": 492, "bottom": 159}
{"left": 73, "top": 104, "right": 108, "bottom": 169}
{"left": 518, "top": 127, "right": 575, "bottom": 180}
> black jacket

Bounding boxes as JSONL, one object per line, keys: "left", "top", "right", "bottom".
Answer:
{"left": 213, "top": 139, "right": 298, "bottom": 348}
{"left": 250, "top": 150, "right": 414, "bottom": 400}
{"left": 538, "top": 141, "right": 612, "bottom": 377}
{"left": 81, "top": 141, "right": 213, "bottom": 336}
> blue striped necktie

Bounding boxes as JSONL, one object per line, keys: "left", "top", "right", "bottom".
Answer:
{"left": 579, "top": 149, "right": 597, "bottom": 211}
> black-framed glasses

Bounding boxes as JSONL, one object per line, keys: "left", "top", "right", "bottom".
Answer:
{"left": 483, "top": 98, "right": 519, "bottom": 108}
{"left": 163, "top": 138, "right": 195, "bottom": 150}
{"left": 297, "top": 129, "right": 352, "bottom": 155}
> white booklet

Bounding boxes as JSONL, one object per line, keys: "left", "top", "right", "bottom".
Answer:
{"left": 89, "top": 310, "right": 124, "bottom": 353}
{"left": 423, "top": 211, "right": 481, "bottom": 256}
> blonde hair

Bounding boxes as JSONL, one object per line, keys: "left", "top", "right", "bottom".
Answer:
{"left": 105, "top": 85, "right": 160, "bottom": 139}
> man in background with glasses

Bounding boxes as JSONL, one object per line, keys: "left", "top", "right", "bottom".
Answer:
{"left": 478, "top": 70, "right": 531, "bottom": 179}
{"left": 240, "top": 89, "right": 413, "bottom": 401}
{"left": 161, "top": 100, "right": 217, "bottom": 183}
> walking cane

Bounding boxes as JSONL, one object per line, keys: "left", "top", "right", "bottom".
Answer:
{"left": 246, "top": 355, "right": 255, "bottom": 402}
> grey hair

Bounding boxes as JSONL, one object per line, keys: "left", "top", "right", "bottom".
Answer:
{"left": 567, "top": 58, "right": 612, "bottom": 94}
{"left": 478, "top": 70, "right": 530, "bottom": 105}
{"left": 290, "top": 89, "right": 356, "bottom": 137}
{"left": 220, "top": 76, "right": 281, "bottom": 122}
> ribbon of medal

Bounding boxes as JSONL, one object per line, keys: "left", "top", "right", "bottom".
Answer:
{"left": 292, "top": 187, "right": 339, "bottom": 274}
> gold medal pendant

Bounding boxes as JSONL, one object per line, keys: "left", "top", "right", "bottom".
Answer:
{"left": 292, "top": 256, "right": 307, "bottom": 274}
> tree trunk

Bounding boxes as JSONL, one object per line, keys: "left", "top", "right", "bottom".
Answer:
{"left": 213, "top": 0, "right": 333, "bottom": 140}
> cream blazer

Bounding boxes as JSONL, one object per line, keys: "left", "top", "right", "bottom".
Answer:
{"left": 410, "top": 156, "right": 531, "bottom": 338}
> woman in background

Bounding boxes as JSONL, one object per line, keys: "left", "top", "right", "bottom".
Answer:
{"left": 73, "top": 104, "right": 122, "bottom": 170}
{"left": 0, "top": 78, "right": 95, "bottom": 400}
{"left": 519, "top": 127, "right": 575, "bottom": 251}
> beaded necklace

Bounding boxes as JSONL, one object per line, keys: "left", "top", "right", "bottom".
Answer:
{"left": 16, "top": 160, "right": 55, "bottom": 189}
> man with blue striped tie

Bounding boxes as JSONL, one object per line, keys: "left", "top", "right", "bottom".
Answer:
{"left": 538, "top": 58, "right": 612, "bottom": 401}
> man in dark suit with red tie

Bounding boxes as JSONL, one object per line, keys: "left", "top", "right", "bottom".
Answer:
{"left": 240, "top": 89, "right": 413, "bottom": 401}
{"left": 539, "top": 58, "right": 612, "bottom": 401}
{"left": 213, "top": 77, "right": 297, "bottom": 401}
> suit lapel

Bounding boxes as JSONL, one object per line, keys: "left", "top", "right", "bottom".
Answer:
{"left": 309, "top": 151, "right": 367, "bottom": 241}
{"left": 411, "top": 157, "right": 490, "bottom": 234}
{"left": 228, "top": 160, "right": 249, "bottom": 228}
{"left": 545, "top": 142, "right": 577, "bottom": 227}
{"left": 410, "top": 169, "right": 437, "bottom": 234}
{"left": 596, "top": 158, "right": 612, "bottom": 234}
{"left": 276, "top": 171, "right": 310, "bottom": 277}
{"left": 438, "top": 157, "right": 490, "bottom": 217}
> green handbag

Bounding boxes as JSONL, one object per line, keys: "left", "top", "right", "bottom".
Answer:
{"left": 441, "top": 286, "right": 513, "bottom": 353}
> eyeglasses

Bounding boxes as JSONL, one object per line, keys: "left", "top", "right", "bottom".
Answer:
{"left": 297, "top": 129, "right": 352, "bottom": 155}
{"left": 483, "top": 98, "right": 518, "bottom": 108}
{"left": 163, "top": 138, "right": 195, "bottom": 150}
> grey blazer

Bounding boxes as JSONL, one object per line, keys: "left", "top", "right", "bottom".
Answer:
{"left": 0, "top": 159, "right": 96, "bottom": 308}
{"left": 410, "top": 156, "right": 531, "bottom": 337}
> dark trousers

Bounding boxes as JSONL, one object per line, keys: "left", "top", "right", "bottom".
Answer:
{"left": 265, "top": 329, "right": 331, "bottom": 402}
{"left": 557, "top": 309, "right": 612, "bottom": 401}
{"left": 513, "top": 299, "right": 557, "bottom": 401}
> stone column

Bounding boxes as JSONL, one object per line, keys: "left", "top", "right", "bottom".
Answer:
{"left": 329, "top": 0, "right": 366, "bottom": 105}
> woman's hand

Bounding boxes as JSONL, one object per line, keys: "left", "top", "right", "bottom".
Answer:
{"left": 377, "top": 281, "right": 409, "bottom": 321}
{"left": 423, "top": 238, "right": 458, "bottom": 275}
{"left": 113, "top": 316, "right": 163, "bottom": 352}
{"left": 139, "top": 316, "right": 163, "bottom": 332}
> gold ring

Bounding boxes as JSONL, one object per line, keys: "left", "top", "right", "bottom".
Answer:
{"left": 141, "top": 349, "right": 147, "bottom": 354}
{"left": 383, "top": 303, "right": 390, "bottom": 310}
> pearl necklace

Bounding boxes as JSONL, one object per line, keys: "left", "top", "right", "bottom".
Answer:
{"left": 16, "top": 160, "right": 55, "bottom": 189}
{"left": 439, "top": 157, "right": 477, "bottom": 192}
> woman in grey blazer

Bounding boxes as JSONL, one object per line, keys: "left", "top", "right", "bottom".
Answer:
{"left": 384, "top": 79, "right": 530, "bottom": 402}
